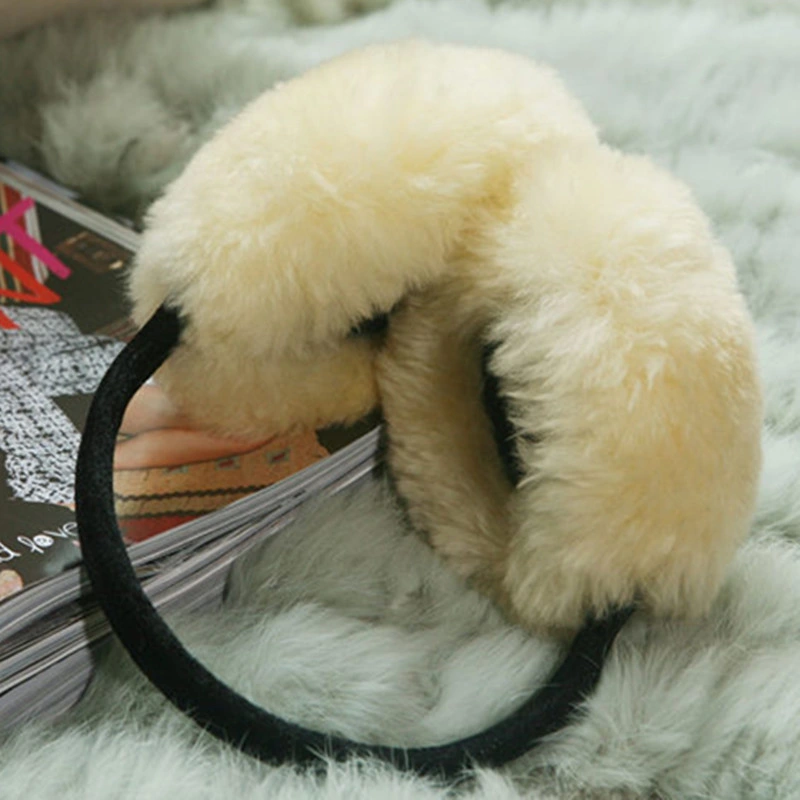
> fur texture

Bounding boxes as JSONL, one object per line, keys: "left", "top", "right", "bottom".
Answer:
{"left": 127, "top": 40, "right": 762, "bottom": 632}
{"left": 2, "top": 483, "right": 800, "bottom": 799}
{"left": 0, "top": 0, "right": 390, "bottom": 217}
{"left": 0, "top": 0, "right": 798, "bottom": 796}
{"left": 0, "top": 0, "right": 204, "bottom": 40}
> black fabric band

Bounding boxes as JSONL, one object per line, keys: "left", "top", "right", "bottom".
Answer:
{"left": 75, "top": 304, "right": 633, "bottom": 778}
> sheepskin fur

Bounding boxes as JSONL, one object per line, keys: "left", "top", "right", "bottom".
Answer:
{"left": 126, "top": 40, "right": 761, "bottom": 632}
{"left": 0, "top": 0, "right": 204, "bottom": 41}
{"left": 0, "top": 0, "right": 798, "bottom": 797}
{"left": 2, "top": 483, "right": 800, "bottom": 799}
{"left": 0, "top": 0, "right": 390, "bottom": 217}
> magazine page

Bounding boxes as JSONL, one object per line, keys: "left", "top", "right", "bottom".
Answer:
{"left": 0, "top": 162, "right": 376, "bottom": 604}
{"left": 0, "top": 447, "right": 379, "bottom": 724}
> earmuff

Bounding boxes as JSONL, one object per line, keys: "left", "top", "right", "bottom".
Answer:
{"left": 74, "top": 38, "right": 762, "bottom": 777}
{"left": 74, "top": 303, "right": 633, "bottom": 777}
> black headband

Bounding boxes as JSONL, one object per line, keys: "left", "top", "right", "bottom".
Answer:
{"left": 75, "top": 304, "right": 634, "bottom": 778}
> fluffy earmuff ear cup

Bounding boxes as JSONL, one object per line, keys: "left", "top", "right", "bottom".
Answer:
{"left": 75, "top": 304, "right": 632, "bottom": 778}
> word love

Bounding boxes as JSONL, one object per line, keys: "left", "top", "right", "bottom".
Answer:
{"left": 0, "top": 198, "right": 71, "bottom": 330}
{"left": 0, "top": 521, "right": 78, "bottom": 562}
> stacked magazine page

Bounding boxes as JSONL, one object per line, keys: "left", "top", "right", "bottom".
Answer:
{"left": 0, "top": 160, "right": 380, "bottom": 729}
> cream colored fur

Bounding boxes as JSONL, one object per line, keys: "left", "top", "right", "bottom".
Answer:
{"left": 129, "top": 40, "right": 763, "bottom": 633}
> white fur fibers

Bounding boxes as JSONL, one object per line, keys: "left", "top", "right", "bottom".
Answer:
{"left": 2, "top": 486, "right": 800, "bottom": 799}
{"left": 0, "top": 0, "right": 799, "bottom": 798}
{"left": 0, "top": 0, "right": 388, "bottom": 217}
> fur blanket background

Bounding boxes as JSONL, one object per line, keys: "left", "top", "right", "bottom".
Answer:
{"left": 1, "top": 0, "right": 800, "bottom": 797}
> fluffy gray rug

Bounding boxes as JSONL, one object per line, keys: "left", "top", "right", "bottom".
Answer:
{"left": 1, "top": 1, "right": 800, "bottom": 798}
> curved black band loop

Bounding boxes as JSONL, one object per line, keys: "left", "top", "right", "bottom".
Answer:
{"left": 75, "top": 304, "right": 634, "bottom": 778}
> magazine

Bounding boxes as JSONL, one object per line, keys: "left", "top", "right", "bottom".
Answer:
{"left": 0, "top": 460, "right": 378, "bottom": 730}
{"left": 0, "top": 160, "right": 381, "bottom": 725}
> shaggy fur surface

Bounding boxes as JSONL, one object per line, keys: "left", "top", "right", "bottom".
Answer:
{"left": 3, "top": 484, "right": 800, "bottom": 798}
{"left": 0, "top": 0, "right": 392, "bottom": 218}
{"left": 0, "top": 0, "right": 204, "bottom": 41}
{"left": 129, "top": 38, "right": 762, "bottom": 633}
{"left": 1, "top": 0, "right": 799, "bottom": 798}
